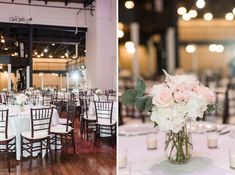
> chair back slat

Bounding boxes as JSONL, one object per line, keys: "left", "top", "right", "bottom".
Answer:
{"left": 65, "top": 101, "right": 76, "bottom": 131}
{"left": 94, "top": 101, "right": 113, "bottom": 123}
{"left": 30, "top": 107, "right": 53, "bottom": 138}
{"left": 0, "top": 109, "right": 9, "bottom": 139}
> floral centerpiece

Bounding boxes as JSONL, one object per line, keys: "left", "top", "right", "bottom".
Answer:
{"left": 95, "top": 89, "right": 102, "bottom": 95}
{"left": 16, "top": 94, "right": 28, "bottom": 107}
{"left": 122, "top": 70, "right": 215, "bottom": 164}
{"left": 25, "top": 89, "right": 33, "bottom": 97}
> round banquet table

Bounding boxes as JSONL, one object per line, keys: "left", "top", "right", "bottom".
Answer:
{"left": 119, "top": 124, "right": 235, "bottom": 175}
{"left": 0, "top": 104, "right": 59, "bottom": 160}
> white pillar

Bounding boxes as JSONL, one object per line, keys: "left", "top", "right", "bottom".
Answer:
{"left": 130, "top": 22, "right": 140, "bottom": 80}
{"left": 147, "top": 38, "right": 156, "bottom": 77}
{"left": 26, "top": 66, "right": 30, "bottom": 89}
{"left": 85, "top": 0, "right": 116, "bottom": 89}
{"left": 166, "top": 27, "right": 176, "bottom": 74}
{"left": 7, "top": 64, "right": 11, "bottom": 91}
{"left": 66, "top": 73, "right": 69, "bottom": 89}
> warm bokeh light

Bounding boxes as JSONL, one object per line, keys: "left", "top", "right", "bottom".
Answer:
{"left": 125, "top": 1, "right": 134, "bottom": 9}
{"left": 118, "top": 30, "right": 124, "bottom": 38}
{"left": 204, "top": 13, "right": 213, "bottom": 21}
{"left": 233, "top": 8, "right": 235, "bottom": 15}
{"left": 196, "top": 0, "right": 205, "bottom": 9}
{"left": 177, "top": 7, "right": 187, "bottom": 15}
{"left": 209, "top": 44, "right": 224, "bottom": 53}
{"left": 188, "top": 10, "right": 198, "bottom": 18}
{"left": 125, "top": 41, "right": 135, "bottom": 54}
{"left": 118, "top": 22, "right": 124, "bottom": 30}
{"left": 186, "top": 44, "right": 196, "bottom": 53}
{"left": 225, "top": 13, "right": 234, "bottom": 21}
{"left": 182, "top": 13, "right": 191, "bottom": 21}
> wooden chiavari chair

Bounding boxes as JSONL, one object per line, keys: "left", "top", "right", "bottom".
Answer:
{"left": 80, "top": 97, "right": 97, "bottom": 140}
{"left": 50, "top": 102, "right": 76, "bottom": 155}
{"left": 0, "top": 109, "right": 16, "bottom": 173}
{"left": 21, "top": 107, "right": 53, "bottom": 170}
{"left": 94, "top": 101, "right": 116, "bottom": 147}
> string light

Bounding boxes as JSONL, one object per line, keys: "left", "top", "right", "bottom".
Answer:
{"left": 225, "top": 13, "right": 234, "bottom": 21}
{"left": 125, "top": 1, "right": 134, "bottom": 9}
{"left": 204, "top": 13, "right": 213, "bottom": 21}
{"left": 196, "top": 0, "right": 205, "bottom": 9}
{"left": 177, "top": 7, "right": 187, "bottom": 15}
{"left": 186, "top": 44, "right": 196, "bottom": 53}
{"left": 188, "top": 10, "right": 198, "bottom": 18}
{"left": 182, "top": 13, "right": 191, "bottom": 21}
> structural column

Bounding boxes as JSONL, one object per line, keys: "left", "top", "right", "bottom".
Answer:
{"left": 85, "top": 0, "right": 116, "bottom": 89}
{"left": 66, "top": 73, "right": 69, "bottom": 89}
{"left": 7, "top": 64, "right": 11, "bottom": 91}
{"left": 29, "top": 26, "right": 33, "bottom": 87}
{"left": 166, "top": 27, "right": 176, "bottom": 74}
{"left": 26, "top": 66, "right": 30, "bottom": 88}
{"left": 130, "top": 22, "right": 140, "bottom": 80}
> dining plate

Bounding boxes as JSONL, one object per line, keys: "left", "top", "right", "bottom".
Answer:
{"left": 187, "top": 121, "right": 217, "bottom": 133}
{"left": 119, "top": 124, "right": 158, "bottom": 136}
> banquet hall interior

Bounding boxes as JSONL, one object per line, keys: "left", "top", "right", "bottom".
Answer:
{"left": 119, "top": 0, "right": 235, "bottom": 174}
{"left": 0, "top": 0, "right": 117, "bottom": 174}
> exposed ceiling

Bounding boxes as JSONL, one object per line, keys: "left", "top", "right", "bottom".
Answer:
{"left": 0, "top": 23, "right": 87, "bottom": 59}
{"left": 11, "top": 0, "right": 94, "bottom": 6}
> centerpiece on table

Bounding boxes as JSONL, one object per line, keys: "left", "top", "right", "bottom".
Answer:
{"left": 122, "top": 70, "right": 215, "bottom": 164}
{"left": 95, "top": 89, "right": 102, "bottom": 95}
{"left": 16, "top": 94, "right": 28, "bottom": 111}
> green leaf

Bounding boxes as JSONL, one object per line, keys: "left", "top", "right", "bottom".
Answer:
{"left": 122, "top": 89, "right": 137, "bottom": 106}
{"left": 135, "top": 96, "right": 148, "bottom": 112}
{"left": 135, "top": 79, "right": 145, "bottom": 97}
{"left": 154, "top": 122, "right": 158, "bottom": 128}
{"left": 144, "top": 97, "right": 153, "bottom": 112}
{"left": 207, "top": 104, "right": 215, "bottom": 113}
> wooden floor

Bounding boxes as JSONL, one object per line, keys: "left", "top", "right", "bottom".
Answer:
{"left": 0, "top": 118, "right": 116, "bottom": 175}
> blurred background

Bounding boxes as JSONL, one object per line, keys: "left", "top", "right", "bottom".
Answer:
{"left": 118, "top": 0, "right": 235, "bottom": 125}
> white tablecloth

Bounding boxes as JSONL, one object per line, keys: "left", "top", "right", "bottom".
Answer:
{"left": 119, "top": 124, "right": 235, "bottom": 175}
{"left": 0, "top": 105, "right": 59, "bottom": 160}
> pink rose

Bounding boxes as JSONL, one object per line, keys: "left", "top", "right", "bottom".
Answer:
{"left": 174, "top": 91, "right": 184, "bottom": 103}
{"left": 176, "top": 83, "right": 188, "bottom": 92}
{"left": 183, "top": 91, "right": 191, "bottom": 102}
{"left": 152, "top": 88, "right": 174, "bottom": 108}
{"left": 193, "top": 85, "right": 215, "bottom": 103}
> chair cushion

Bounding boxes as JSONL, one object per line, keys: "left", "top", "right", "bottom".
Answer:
{"left": 0, "top": 133, "right": 15, "bottom": 141}
{"left": 21, "top": 130, "right": 49, "bottom": 140}
{"left": 58, "top": 118, "right": 72, "bottom": 125}
{"left": 50, "top": 125, "right": 73, "bottom": 134}
{"left": 97, "top": 119, "right": 116, "bottom": 126}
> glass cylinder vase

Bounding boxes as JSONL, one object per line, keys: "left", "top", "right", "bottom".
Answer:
{"left": 164, "top": 125, "right": 193, "bottom": 164}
